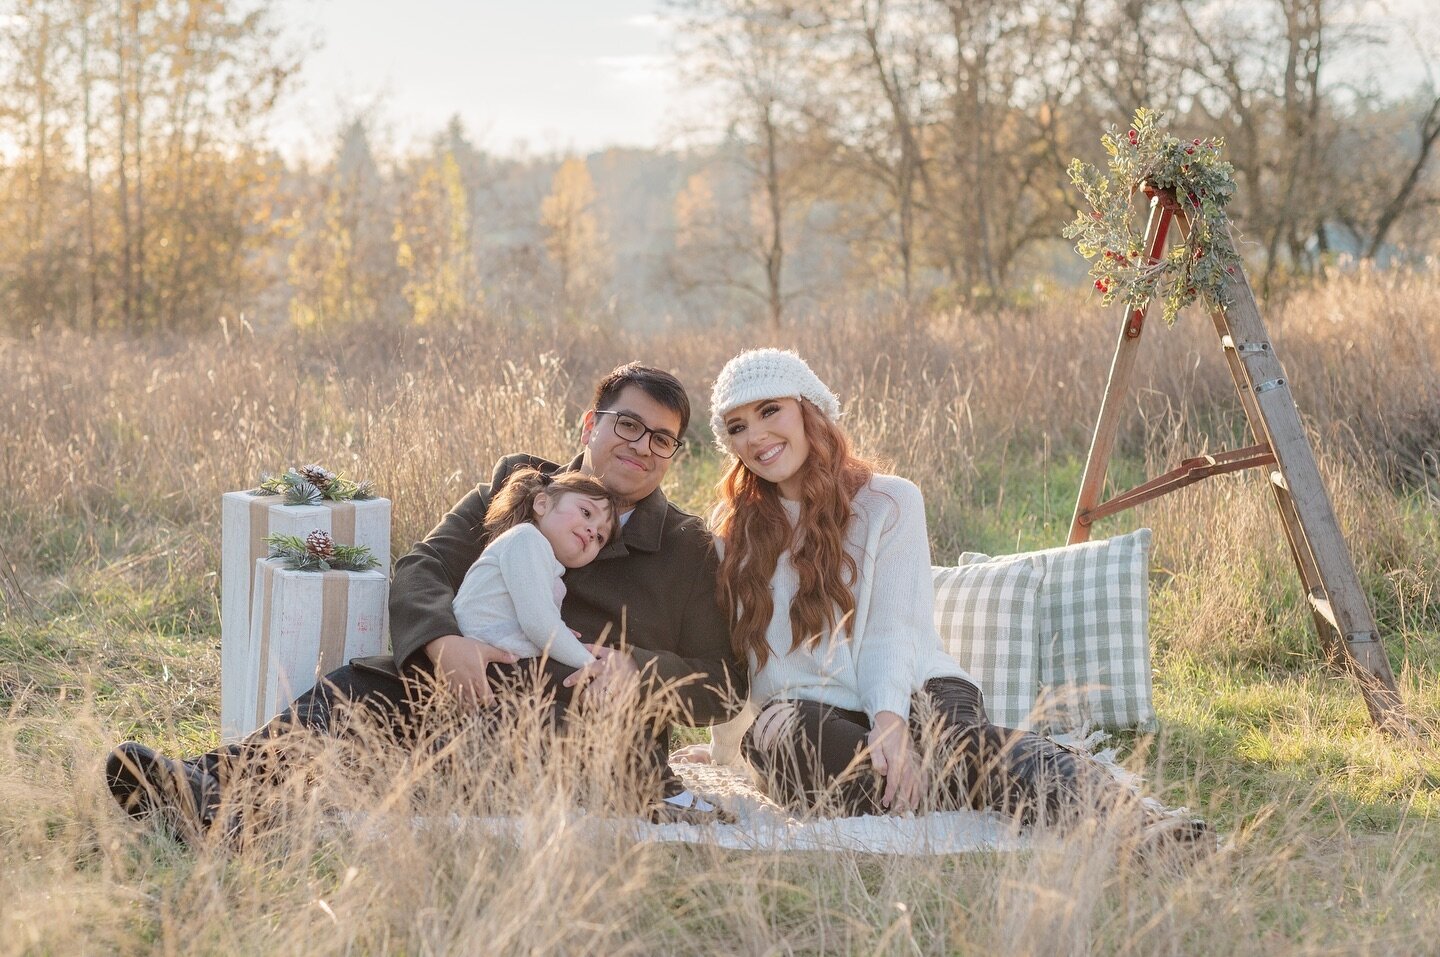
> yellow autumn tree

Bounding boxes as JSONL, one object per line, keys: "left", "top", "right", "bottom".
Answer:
{"left": 394, "top": 150, "right": 475, "bottom": 325}
{"left": 539, "top": 157, "right": 609, "bottom": 315}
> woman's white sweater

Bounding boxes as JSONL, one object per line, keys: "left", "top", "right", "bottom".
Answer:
{"left": 711, "top": 474, "right": 972, "bottom": 761}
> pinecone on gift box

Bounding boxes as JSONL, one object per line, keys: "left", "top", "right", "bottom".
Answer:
{"left": 297, "top": 464, "right": 336, "bottom": 491}
{"left": 305, "top": 529, "right": 336, "bottom": 560}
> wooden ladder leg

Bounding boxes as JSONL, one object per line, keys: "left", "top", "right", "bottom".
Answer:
{"left": 1208, "top": 275, "right": 1406, "bottom": 731}
{"left": 1267, "top": 470, "right": 1348, "bottom": 664}
{"left": 1207, "top": 312, "right": 1346, "bottom": 665}
{"left": 1068, "top": 198, "right": 1176, "bottom": 544}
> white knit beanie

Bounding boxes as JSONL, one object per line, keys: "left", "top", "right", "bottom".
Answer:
{"left": 709, "top": 348, "right": 841, "bottom": 450}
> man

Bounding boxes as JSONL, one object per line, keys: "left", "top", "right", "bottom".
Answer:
{"left": 106, "top": 362, "right": 743, "bottom": 834}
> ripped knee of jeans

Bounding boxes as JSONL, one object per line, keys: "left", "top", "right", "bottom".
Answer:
{"left": 751, "top": 700, "right": 799, "bottom": 753}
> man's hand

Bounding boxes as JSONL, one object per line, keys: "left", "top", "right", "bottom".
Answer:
{"left": 562, "top": 642, "right": 639, "bottom": 704}
{"left": 868, "top": 711, "right": 921, "bottom": 814}
{"left": 423, "top": 634, "right": 519, "bottom": 708}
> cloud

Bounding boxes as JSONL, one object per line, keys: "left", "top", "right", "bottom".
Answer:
{"left": 625, "top": 13, "right": 668, "bottom": 31}
{"left": 595, "top": 54, "right": 674, "bottom": 85}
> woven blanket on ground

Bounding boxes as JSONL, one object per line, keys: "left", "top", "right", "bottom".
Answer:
{"left": 350, "top": 733, "right": 1195, "bottom": 857}
{"left": 661, "top": 761, "right": 1029, "bottom": 854}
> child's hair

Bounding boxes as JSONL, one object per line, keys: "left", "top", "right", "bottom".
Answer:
{"left": 484, "top": 467, "right": 621, "bottom": 545}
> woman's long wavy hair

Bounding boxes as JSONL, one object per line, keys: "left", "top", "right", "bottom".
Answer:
{"left": 712, "top": 400, "right": 874, "bottom": 671}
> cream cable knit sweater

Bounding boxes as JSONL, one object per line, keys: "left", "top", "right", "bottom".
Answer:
{"left": 710, "top": 474, "right": 972, "bottom": 763}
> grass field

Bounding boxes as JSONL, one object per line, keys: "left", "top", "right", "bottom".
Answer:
{"left": 2, "top": 273, "right": 1438, "bottom": 954}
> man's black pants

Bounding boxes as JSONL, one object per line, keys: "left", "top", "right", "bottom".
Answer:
{"left": 193, "top": 659, "right": 678, "bottom": 801}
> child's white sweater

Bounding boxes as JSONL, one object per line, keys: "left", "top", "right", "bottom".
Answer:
{"left": 452, "top": 522, "right": 595, "bottom": 669}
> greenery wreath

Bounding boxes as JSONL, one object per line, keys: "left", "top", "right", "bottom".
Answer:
{"left": 264, "top": 529, "right": 380, "bottom": 572}
{"left": 1063, "top": 108, "right": 1243, "bottom": 326}
{"left": 254, "top": 463, "right": 377, "bottom": 506}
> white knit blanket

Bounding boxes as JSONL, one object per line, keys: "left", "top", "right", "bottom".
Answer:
{"left": 349, "top": 732, "right": 1195, "bottom": 857}
{"left": 657, "top": 760, "right": 1030, "bottom": 854}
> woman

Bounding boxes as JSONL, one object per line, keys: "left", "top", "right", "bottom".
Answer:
{"left": 692, "top": 348, "right": 1206, "bottom": 844}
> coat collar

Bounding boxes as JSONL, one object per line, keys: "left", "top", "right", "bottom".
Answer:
{"left": 558, "top": 453, "right": 668, "bottom": 557}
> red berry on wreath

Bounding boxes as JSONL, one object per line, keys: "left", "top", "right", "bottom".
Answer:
{"left": 1128, "top": 129, "right": 1139, "bottom": 145}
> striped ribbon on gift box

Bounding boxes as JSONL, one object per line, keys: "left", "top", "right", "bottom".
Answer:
{"left": 220, "top": 491, "right": 391, "bottom": 740}
{"left": 242, "top": 557, "right": 389, "bottom": 738}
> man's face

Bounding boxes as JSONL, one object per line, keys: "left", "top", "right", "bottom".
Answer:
{"left": 580, "top": 384, "right": 683, "bottom": 508}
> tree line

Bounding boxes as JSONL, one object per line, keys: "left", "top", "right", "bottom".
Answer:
{"left": 2, "top": 0, "right": 1437, "bottom": 334}
{"left": 670, "top": 0, "right": 1440, "bottom": 325}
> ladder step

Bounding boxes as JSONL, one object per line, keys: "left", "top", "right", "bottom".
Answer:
{"left": 1308, "top": 591, "right": 1338, "bottom": 631}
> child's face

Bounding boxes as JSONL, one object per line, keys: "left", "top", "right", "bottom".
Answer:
{"left": 533, "top": 491, "right": 613, "bottom": 568}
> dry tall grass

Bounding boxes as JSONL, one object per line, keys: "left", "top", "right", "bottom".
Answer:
{"left": 8, "top": 680, "right": 1418, "bottom": 957}
{"left": 2, "top": 274, "right": 1439, "bottom": 954}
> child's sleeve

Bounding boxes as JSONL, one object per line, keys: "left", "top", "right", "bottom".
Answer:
{"left": 500, "top": 526, "right": 596, "bottom": 670}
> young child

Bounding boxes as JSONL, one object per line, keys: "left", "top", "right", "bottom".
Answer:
{"left": 452, "top": 468, "right": 621, "bottom": 670}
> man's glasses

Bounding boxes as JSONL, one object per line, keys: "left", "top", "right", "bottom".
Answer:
{"left": 593, "top": 410, "right": 684, "bottom": 458}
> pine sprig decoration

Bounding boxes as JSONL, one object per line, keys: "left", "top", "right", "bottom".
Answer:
{"left": 254, "top": 463, "right": 378, "bottom": 504}
{"left": 265, "top": 530, "right": 380, "bottom": 572}
{"left": 1063, "top": 108, "right": 1243, "bottom": 325}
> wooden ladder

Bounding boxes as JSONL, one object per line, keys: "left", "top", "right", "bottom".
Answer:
{"left": 1068, "top": 184, "right": 1407, "bottom": 733}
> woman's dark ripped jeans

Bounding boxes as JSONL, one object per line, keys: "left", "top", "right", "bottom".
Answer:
{"left": 743, "top": 677, "right": 1119, "bottom": 823}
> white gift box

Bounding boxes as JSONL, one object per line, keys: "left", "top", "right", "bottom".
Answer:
{"left": 237, "top": 557, "right": 390, "bottom": 738}
{"left": 221, "top": 491, "right": 391, "bottom": 740}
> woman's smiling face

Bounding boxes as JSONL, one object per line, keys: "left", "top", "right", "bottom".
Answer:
{"left": 723, "top": 397, "right": 811, "bottom": 499}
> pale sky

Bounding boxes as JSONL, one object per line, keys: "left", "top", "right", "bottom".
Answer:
{"left": 270, "top": 0, "right": 688, "bottom": 159}
{"left": 267, "top": 0, "right": 1436, "bottom": 162}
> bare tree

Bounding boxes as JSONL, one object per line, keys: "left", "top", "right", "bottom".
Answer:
{"left": 1363, "top": 89, "right": 1440, "bottom": 259}
{"left": 670, "top": 0, "right": 822, "bottom": 328}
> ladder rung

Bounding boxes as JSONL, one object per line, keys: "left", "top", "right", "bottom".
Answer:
{"left": 1308, "top": 591, "right": 1338, "bottom": 631}
{"left": 1078, "top": 444, "right": 1276, "bottom": 526}
{"left": 1222, "top": 335, "right": 1273, "bottom": 357}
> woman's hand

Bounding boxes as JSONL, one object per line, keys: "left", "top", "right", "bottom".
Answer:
{"left": 868, "top": 711, "right": 921, "bottom": 814}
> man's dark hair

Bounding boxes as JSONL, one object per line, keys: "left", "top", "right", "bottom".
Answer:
{"left": 592, "top": 362, "right": 691, "bottom": 437}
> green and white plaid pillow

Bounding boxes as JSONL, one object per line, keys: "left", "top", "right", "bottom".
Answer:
{"left": 960, "top": 528, "right": 1154, "bottom": 732}
{"left": 931, "top": 558, "right": 1044, "bottom": 730}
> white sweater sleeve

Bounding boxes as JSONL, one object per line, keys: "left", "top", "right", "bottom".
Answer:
{"left": 500, "top": 526, "right": 596, "bottom": 670}
{"left": 854, "top": 478, "right": 933, "bottom": 722}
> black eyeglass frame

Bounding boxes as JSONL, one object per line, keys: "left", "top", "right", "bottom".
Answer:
{"left": 591, "top": 409, "right": 685, "bottom": 458}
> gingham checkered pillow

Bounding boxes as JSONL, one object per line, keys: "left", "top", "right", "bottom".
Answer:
{"left": 930, "top": 558, "right": 1044, "bottom": 730}
{"left": 960, "top": 528, "right": 1154, "bottom": 732}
